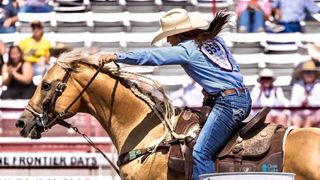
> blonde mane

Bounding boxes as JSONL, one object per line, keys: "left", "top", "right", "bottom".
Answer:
{"left": 56, "top": 48, "right": 102, "bottom": 69}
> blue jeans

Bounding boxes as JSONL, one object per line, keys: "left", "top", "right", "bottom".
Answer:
{"left": 20, "top": 5, "right": 53, "bottom": 13}
{"left": 278, "top": 21, "right": 301, "bottom": 33}
{"left": 266, "top": 21, "right": 301, "bottom": 33}
{"left": 0, "top": 26, "right": 15, "bottom": 33}
{"left": 193, "top": 90, "right": 252, "bottom": 180}
{"left": 238, "top": 10, "right": 265, "bottom": 32}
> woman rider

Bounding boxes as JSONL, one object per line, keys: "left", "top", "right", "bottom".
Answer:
{"left": 99, "top": 8, "right": 252, "bottom": 180}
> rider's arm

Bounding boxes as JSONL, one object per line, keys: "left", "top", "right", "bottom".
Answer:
{"left": 115, "top": 44, "right": 190, "bottom": 66}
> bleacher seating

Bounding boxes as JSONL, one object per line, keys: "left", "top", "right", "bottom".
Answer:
{"left": 302, "top": 14, "right": 320, "bottom": 33}
{"left": 225, "top": 33, "right": 266, "bottom": 54}
{"left": 265, "top": 33, "right": 302, "bottom": 54}
{"left": 90, "top": 12, "right": 128, "bottom": 32}
{"left": 54, "top": 0, "right": 89, "bottom": 12}
{"left": 55, "top": 13, "right": 89, "bottom": 33}
{"left": 126, "top": 0, "right": 161, "bottom": 13}
{"left": 90, "top": 0, "right": 124, "bottom": 13}
{"left": 17, "top": 13, "right": 53, "bottom": 33}
{"left": 0, "top": 0, "right": 319, "bottom": 101}
{"left": 124, "top": 32, "right": 156, "bottom": 50}
{"left": 128, "top": 12, "right": 162, "bottom": 32}
{"left": 162, "top": 0, "right": 196, "bottom": 12}
{"left": 233, "top": 53, "right": 261, "bottom": 76}
{"left": 90, "top": 33, "right": 124, "bottom": 51}
{"left": 196, "top": 0, "right": 234, "bottom": 12}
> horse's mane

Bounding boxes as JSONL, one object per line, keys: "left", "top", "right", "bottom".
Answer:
{"left": 56, "top": 49, "right": 168, "bottom": 101}
{"left": 56, "top": 48, "right": 101, "bottom": 69}
{"left": 56, "top": 49, "right": 177, "bottom": 148}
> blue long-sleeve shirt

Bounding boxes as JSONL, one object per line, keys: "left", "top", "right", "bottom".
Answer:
{"left": 116, "top": 37, "right": 245, "bottom": 95}
{"left": 272, "top": 0, "right": 320, "bottom": 22}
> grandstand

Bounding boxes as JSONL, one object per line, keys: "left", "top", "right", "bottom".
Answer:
{"left": 0, "top": 0, "right": 319, "bottom": 96}
{"left": 0, "top": 0, "right": 320, "bottom": 178}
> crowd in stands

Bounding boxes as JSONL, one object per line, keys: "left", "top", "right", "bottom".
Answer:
{"left": 0, "top": 20, "right": 50, "bottom": 99}
{"left": 0, "top": 0, "right": 320, "bottom": 128}
{"left": 237, "top": 0, "right": 320, "bottom": 33}
{"left": 172, "top": 57, "right": 320, "bottom": 128}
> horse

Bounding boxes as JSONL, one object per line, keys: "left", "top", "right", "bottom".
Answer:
{"left": 15, "top": 49, "right": 320, "bottom": 180}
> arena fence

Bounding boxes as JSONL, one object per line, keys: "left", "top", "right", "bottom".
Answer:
{"left": 0, "top": 105, "right": 319, "bottom": 177}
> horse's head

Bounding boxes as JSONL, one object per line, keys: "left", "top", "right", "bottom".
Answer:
{"left": 15, "top": 65, "right": 82, "bottom": 139}
{"left": 15, "top": 50, "right": 96, "bottom": 139}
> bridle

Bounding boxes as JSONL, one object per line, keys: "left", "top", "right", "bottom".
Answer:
{"left": 26, "top": 68, "right": 76, "bottom": 131}
{"left": 25, "top": 63, "right": 120, "bottom": 175}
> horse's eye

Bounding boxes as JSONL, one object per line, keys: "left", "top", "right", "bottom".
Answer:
{"left": 41, "top": 82, "right": 51, "bottom": 91}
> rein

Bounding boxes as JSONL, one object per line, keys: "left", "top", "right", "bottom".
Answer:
{"left": 47, "top": 63, "right": 107, "bottom": 128}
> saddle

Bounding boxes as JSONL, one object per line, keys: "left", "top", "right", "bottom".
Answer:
{"left": 168, "top": 107, "right": 286, "bottom": 179}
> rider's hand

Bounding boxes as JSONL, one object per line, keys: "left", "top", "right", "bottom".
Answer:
{"left": 99, "top": 54, "right": 117, "bottom": 65}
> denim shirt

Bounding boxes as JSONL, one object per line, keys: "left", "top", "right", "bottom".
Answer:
{"left": 116, "top": 37, "right": 245, "bottom": 95}
{"left": 272, "top": 0, "right": 320, "bottom": 22}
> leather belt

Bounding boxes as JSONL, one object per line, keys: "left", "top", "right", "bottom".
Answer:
{"left": 211, "top": 87, "right": 247, "bottom": 99}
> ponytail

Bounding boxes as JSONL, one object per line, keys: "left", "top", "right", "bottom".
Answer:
{"left": 196, "top": 11, "right": 231, "bottom": 43}
{"left": 178, "top": 11, "right": 232, "bottom": 44}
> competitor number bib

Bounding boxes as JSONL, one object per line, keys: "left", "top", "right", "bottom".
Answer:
{"left": 200, "top": 40, "right": 233, "bottom": 71}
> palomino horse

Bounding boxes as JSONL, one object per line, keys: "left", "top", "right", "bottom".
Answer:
{"left": 16, "top": 50, "right": 320, "bottom": 180}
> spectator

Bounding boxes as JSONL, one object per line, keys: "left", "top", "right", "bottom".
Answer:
{"left": 170, "top": 80, "right": 203, "bottom": 107}
{"left": 1, "top": 45, "right": 35, "bottom": 99}
{"left": 0, "top": 0, "right": 18, "bottom": 33}
{"left": 0, "top": 39, "right": 5, "bottom": 73}
{"left": 270, "top": 0, "right": 320, "bottom": 33}
{"left": 237, "top": 0, "right": 271, "bottom": 33}
{"left": 250, "top": 68, "right": 289, "bottom": 126}
{"left": 19, "top": 0, "right": 53, "bottom": 13}
{"left": 291, "top": 43, "right": 320, "bottom": 84}
{"left": 291, "top": 60, "right": 320, "bottom": 128}
{"left": 19, "top": 20, "right": 51, "bottom": 76}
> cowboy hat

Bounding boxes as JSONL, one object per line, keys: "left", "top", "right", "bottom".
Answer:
{"left": 151, "top": 9, "right": 209, "bottom": 45}
{"left": 301, "top": 60, "right": 319, "bottom": 71}
{"left": 307, "top": 43, "right": 320, "bottom": 61}
{"left": 297, "top": 60, "right": 320, "bottom": 78}
{"left": 257, "top": 68, "right": 276, "bottom": 82}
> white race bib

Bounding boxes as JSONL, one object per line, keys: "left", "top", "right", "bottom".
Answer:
{"left": 201, "top": 40, "right": 233, "bottom": 71}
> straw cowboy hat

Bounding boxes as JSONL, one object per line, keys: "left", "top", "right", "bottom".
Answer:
{"left": 298, "top": 60, "right": 320, "bottom": 78}
{"left": 151, "top": 8, "right": 209, "bottom": 45}
{"left": 307, "top": 43, "right": 320, "bottom": 61}
{"left": 257, "top": 68, "right": 276, "bottom": 82}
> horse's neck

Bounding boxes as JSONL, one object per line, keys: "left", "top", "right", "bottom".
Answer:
{"left": 76, "top": 68, "right": 165, "bottom": 154}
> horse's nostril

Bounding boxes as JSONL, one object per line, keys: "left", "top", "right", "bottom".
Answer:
{"left": 16, "top": 120, "right": 25, "bottom": 128}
